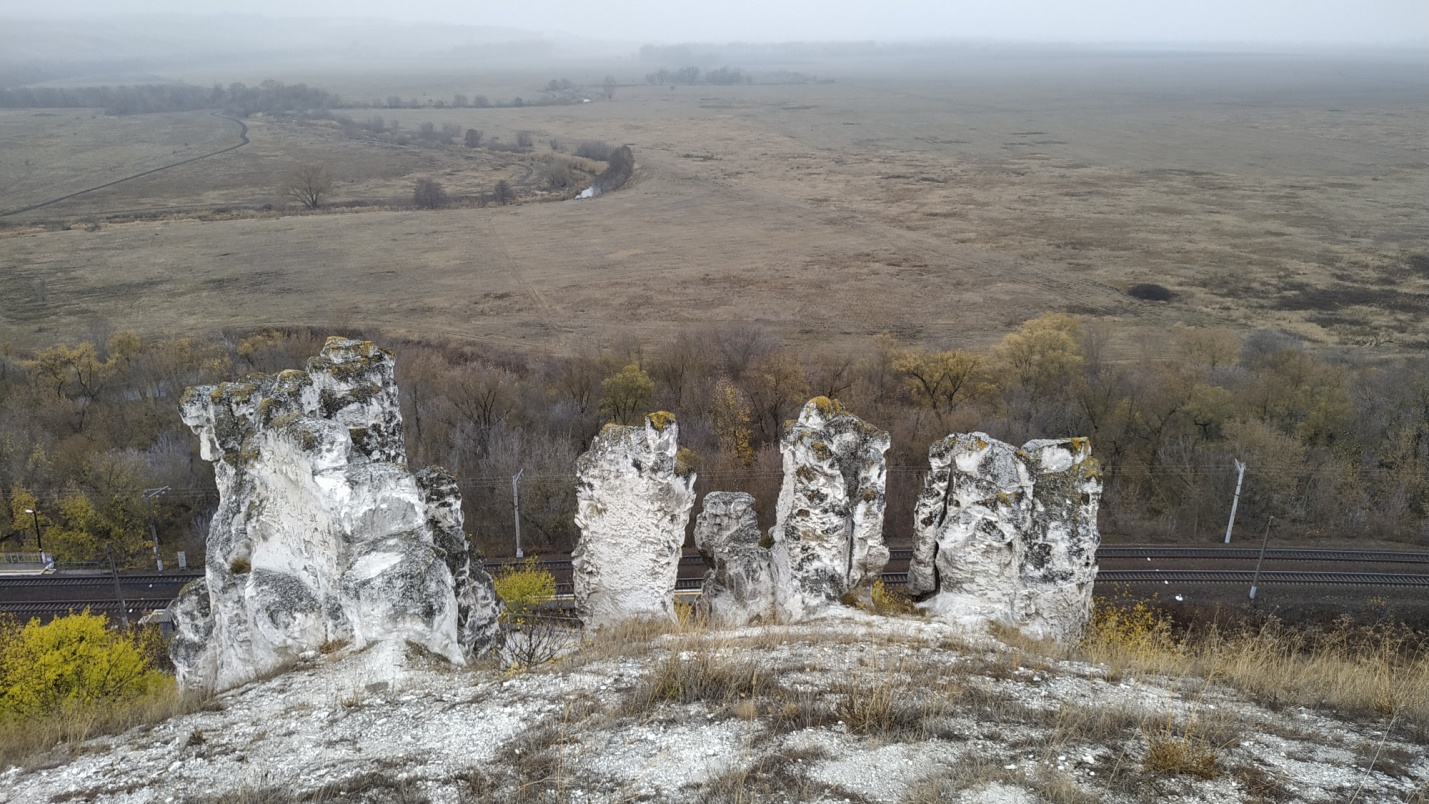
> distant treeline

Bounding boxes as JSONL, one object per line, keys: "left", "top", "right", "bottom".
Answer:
{"left": 645, "top": 67, "right": 751, "bottom": 85}
{"left": 638, "top": 42, "right": 875, "bottom": 64}
{"left": 0, "top": 81, "right": 340, "bottom": 116}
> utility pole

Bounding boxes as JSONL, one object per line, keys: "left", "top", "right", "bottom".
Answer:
{"left": 512, "top": 468, "right": 524, "bottom": 559}
{"left": 1223, "top": 459, "right": 1246, "bottom": 544}
{"left": 143, "top": 487, "right": 169, "bottom": 572}
{"left": 106, "top": 543, "right": 130, "bottom": 628}
{"left": 1249, "top": 516, "right": 1275, "bottom": 604}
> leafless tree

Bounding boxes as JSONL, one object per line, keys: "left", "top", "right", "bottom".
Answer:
{"left": 464, "top": 128, "right": 483, "bottom": 148}
{"left": 412, "top": 178, "right": 449, "bottom": 209}
{"left": 493, "top": 180, "right": 514, "bottom": 205}
{"left": 283, "top": 163, "right": 333, "bottom": 209}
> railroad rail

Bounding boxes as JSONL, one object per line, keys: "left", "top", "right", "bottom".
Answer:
{"left": 1095, "top": 570, "right": 1429, "bottom": 587}
{"left": 1095, "top": 547, "right": 1429, "bottom": 564}
{"left": 5, "top": 546, "right": 1429, "bottom": 619}
{"left": 0, "top": 598, "right": 178, "bottom": 616}
{"left": 0, "top": 573, "right": 201, "bottom": 589}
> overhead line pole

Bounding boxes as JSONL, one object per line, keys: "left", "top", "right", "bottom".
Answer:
{"left": 143, "top": 487, "right": 169, "bottom": 572}
{"left": 1249, "top": 516, "right": 1275, "bottom": 605}
{"left": 512, "top": 468, "right": 525, "bottom": 559}
{"left": 1223, "top": 459, "right": 1246, "bottom": 544}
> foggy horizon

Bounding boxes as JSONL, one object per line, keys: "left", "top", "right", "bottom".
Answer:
{"left": 6, "top": 1, "right": 1429, "bottom": 48}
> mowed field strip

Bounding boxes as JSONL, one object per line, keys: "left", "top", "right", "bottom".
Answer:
{"left": 2, "top": 53, "right": 1425, "bottom": 353}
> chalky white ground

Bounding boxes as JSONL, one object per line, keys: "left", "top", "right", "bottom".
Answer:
{"left": 4, "top": 614, "right": 1424, "bottom": 803}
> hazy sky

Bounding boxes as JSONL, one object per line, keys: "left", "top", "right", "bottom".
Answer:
{"left": 16, "top": 0, "right": 1429, "bottom": 45}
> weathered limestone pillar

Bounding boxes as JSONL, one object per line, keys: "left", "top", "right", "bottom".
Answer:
{"left": 694, "top": 492, "right": 775, "bottom": 626}
{"left": 172, "top": 338, "right": 500, "bottom": 692}
{"left": 910, "top": 432, "right": 1100, "bottom": 641}
{"left": 571, "top": 412, "right": 697, "bottom": 629}
{"left": 769, "top": 398, "right": 891, "bottom": 622}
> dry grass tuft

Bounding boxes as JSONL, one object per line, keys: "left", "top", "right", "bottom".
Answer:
{"left": 629, "top": 641, "right": 775, "bottom": 712}
{"left": 0, "top": 683, "right": 202, "bottom": 770}
{"left": 696, "top": 747, "right": 848, "bottom": 804}
{"left": 1144, "top": 733, "right": 1221, "bottom": 779}
{"left": 831, "top": 672, "right": 939, "bottom": 739}
{"left": 1140, "top": 713, "right": 1235, "bottom": 780}
{"left": 1079, "top": 601, "right": 1429, "bottom": 732}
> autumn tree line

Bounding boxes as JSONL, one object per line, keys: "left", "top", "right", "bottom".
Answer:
{"left": 2, "top": 318, "right": 1427, "bottom": 569}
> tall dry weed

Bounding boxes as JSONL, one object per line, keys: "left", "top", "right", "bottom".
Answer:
{"left": 1078, "top": 600, "right": 1429, "bottom": 731}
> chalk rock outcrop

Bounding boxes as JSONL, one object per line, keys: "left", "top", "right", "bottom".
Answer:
{"left": 694, "top": 492, "right": 775, "bottom": 626}
{"left": 909, "top": 433, "right": 1100, "bottom": 641}
{"left": 172, "top": 337, "right": 500, "bottom": 691}
{"left": 572, "top": 413, "right": 696, "bottom": 629}
{"left": 769, "top": 398, "right": 891, "bottom": 622}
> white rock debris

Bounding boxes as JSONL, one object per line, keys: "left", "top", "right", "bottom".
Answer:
{"left": 694, "top": 491, "right": 775, "bottom": 626}
{"left": 5, "top": 617, "right": 1422, "bottom": 804}
{"left": 769, "top": 398, "right": 891, "bottom": 622}
{"left": 909, "top": 432, "right": 1100, "bottom": 641}
{"left": 572, "top": 412, "right": 696, "bottom": 629}
{"left": 173, "top": 337, "right": 499, "bottom": 692}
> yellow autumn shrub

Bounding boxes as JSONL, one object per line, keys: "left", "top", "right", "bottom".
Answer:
{"left": 0, "top": 611, "right": 169, "bottom": 718}
{"left": 492, "top": 557, "right": 556, "bottom": 624}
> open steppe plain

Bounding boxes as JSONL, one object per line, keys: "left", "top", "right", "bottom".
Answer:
{"left": 1, "top": 51, "right": 1426, "bottom": 355}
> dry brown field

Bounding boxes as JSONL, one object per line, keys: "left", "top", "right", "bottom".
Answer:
{"left": 2, "top": 52, "right": 1425, "bottom": 356}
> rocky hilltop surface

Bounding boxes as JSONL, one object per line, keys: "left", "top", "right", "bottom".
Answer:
{"left": 3, "top": 615, "right": 1423, "bottom": 803}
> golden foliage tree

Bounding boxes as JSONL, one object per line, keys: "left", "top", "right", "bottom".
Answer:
{"left": 994, "top": 313, "right": 1085, "bottom": 397}
{"left": 892, "top": 348, "right": 986, "bottom": 418}
{"left": 711, "top": 378, "right": 755, "bottom": 466}
{"left": 492, "top": 557, "right": 557, "bottom": 625}
{"left": 599, "top": 363, "right": 654, "bottom": 425}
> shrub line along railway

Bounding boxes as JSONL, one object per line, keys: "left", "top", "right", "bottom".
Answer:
{"left": 2, "top": 546, "right": 1427, "bottom": 619}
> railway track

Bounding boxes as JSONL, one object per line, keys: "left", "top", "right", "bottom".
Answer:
{"left": 0, "top": 573, "right": 200, "bottom": 589}
{"left": 1095, "top": 570, "right": 1429, "bottom": 587}
{"left": 5, "top": 546, "right": 1427, "bottom": 619}
{"left": 1095, "top": 546, "right": 1429, "bottom": 564}
{"left": 0, "top": 598, "right": 178, "bottom": 617}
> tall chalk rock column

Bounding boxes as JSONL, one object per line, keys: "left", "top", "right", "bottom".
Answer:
{"left": 769, "top": 398, "right": 891, "bottom": 622}
{"left": 172, "top": 337, "right": 500, "bottom": 692}
{"left": 572, "top": 413, "right": 696, "bottom": 629}
{"left": 909, "top": 432, "right": 1100, "bottom": 641}
{"left": 1017, "top": 439, "right": 1102, "bottom": 641}
{"left": 694, "top": 492, "right": 775, "bottom": 626}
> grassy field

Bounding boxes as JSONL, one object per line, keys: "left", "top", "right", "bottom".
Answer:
{"left": 1, "top": 52, "right": 1425, "bottom": 355}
